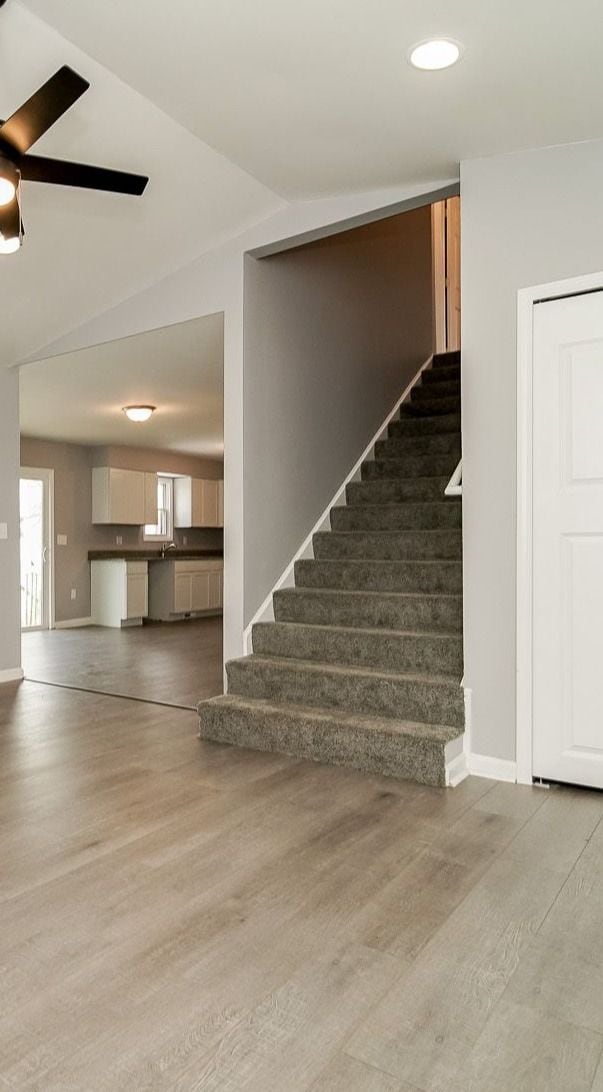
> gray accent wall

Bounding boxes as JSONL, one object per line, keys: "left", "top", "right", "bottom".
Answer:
{"left": 243, "top": 207, "right": 434, "bottom": 624}
{"left": 20, "top": 437, "right": 224, "bottom": 624}
{"left": 0, "top": 369, "right": 21, "bottom": 673}
{"left": 461, "top": 137, "right": 603, "bottom": 763}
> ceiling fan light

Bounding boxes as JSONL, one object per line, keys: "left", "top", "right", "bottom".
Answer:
{"left": 0, "top": 190, "right": 22, "bottom": 255}
{"left": 0, "top": 176, "right": 16, "bottom": 207}
{"left": 0, "top": 157, "right": 19, "bottom": 208}
{"left": 123, "top": 404, "right": 156, "bottom": 422}
{"left": 0, "top": 233, "right": 20, "bottom": 254}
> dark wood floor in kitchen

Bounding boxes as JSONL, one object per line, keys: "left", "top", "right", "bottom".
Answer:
{"left": 21, "top": 616, "right": 223, "bottom": 708}
{"left": 2, "top": 679, "right": 603, "bottom": 1090}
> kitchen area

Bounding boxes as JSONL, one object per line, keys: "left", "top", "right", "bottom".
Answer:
{"left": 89, "top": 466, "right": 224, "bottom": 629}
{"left": 18, "top": 312, "right": 225, "bottom": 709}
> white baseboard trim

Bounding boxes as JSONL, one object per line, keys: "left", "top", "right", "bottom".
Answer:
{"left": 243, "top": 353, "right": 435, "bottom": 653}
{"left": 0, "top": 666, "right": 24, "bottom": 684}
{"left": 466, "top": 752, "right": 518, "bottom": 783}
{"left": 54, "top": 617, "right": 94, "bottom": 629}
{"left": 446, "top": 750, "right": 468, "bottom": 787}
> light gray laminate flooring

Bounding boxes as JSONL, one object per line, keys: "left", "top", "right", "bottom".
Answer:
{"left": 21, "top": 616, "right": 223, "bottom": 708}
{"left": 1, "top": 679, "right": 603, "bottom": 1090}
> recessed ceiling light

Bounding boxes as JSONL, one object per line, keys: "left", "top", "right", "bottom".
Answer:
{"left": 123, "top": 404, "right": 156, "bottom": 422}
{"left": 409, "top": 39, "right": 462, "bottom": 71}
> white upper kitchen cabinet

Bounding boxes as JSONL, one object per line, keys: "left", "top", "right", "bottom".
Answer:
{"left": 144, "top": 473, "right": 159, "bottom": 526}
{"left": 92, "top": 468, "right": 158, "bottom": 526}
{"left": 174, "top": 477, "right": 223, "bottom": 528}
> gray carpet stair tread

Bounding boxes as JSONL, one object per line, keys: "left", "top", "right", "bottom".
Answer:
{"left": 228, "top": 654, "right": 463, "bottom": 689}
{"left": 274, "top": 586, "right": 463, "bottom": 603}
{"left": 199, "top": 694, "right": 461, "bottom": 745}
{"left": 254, "top": 619, "right": 461, "bottom": 641}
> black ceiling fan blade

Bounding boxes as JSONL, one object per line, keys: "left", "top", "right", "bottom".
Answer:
{"left": 0, "top": 66, "right": 89, "bottom": 157}
{"left": 20, "top": 154, "right": 149, "bottom": 196}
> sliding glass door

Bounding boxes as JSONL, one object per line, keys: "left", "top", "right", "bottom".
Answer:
{"left": 20, "top": 468, "right": 53, "bottom": 631}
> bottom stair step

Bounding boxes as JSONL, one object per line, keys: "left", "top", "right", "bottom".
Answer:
{"left": 198, "top": 694, "right": 462, "bottom": 787}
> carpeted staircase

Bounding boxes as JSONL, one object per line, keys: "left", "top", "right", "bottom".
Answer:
{"left": 198, "top": 350, "right": 464, "bottom": 786}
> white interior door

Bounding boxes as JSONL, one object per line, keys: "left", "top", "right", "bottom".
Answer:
{"left": 533, "top": 290, "right": 603, "bottom": 787}
{"left": 20, "top": 467, "right": 53, "bottom": 631}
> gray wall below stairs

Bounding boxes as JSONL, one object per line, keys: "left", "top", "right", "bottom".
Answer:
{"left": 243, "top": 206, "right": 434, "bottom": 624}
{"left": 461, "top": 137, "right": 603, "bottom": 763}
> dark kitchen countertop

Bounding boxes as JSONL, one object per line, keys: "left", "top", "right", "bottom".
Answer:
{"left": 88, "top": 549, "right": 223, "bottom": 562}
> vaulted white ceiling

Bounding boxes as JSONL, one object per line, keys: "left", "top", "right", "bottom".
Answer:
{"left": 5, "top": 0, "right": 603, "bottom": 369}
{"left": 0, "top": 2, "right": 282, "bottom": 366}
{"left": 20, "top": 0, "right": 603, "bottom": 199}
{"left": 19, "top": 313, "right": 224, "bottom": 457}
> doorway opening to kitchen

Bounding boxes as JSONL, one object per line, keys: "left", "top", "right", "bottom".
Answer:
{"left": 18, "top": 312, "right": 224, "bottom": 710}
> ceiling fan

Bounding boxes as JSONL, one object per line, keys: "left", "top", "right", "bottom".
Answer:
{"left": 0, "top": 63, "right": 149, "bottom": 255}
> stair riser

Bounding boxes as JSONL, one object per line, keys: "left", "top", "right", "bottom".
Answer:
{"left": 331, "top": 503, "right": 461, "bottom": 532}
{"left": 422, "top": 365, "right": 461, "bottom": 385}
{"left": 252, "top": 623, "right": 464, "bottom": 676}
{"left": 412, "top": 380, "right": 460, "bottom": 401}
{"left": 375, "top": 434, "right": 461, "bottom": 458}
{"left": 399, "top": 396, "right": 461, "bottom": 417}
{"left": 227, "top": 660, "right": 465, "bottom": 728}
{"left": 387, "top": 413, "right": 460, "bottom": 438}
{"left": 434, "top": 350, "right": 461, "bottom": 367}
{"left": 313, "top": 530, "right": 462, "bottom": 561}
{"left": 198, "top": 702, "right": 451, "bottom": 786}
{"left": 347, "top": 478, "right": 448, "bottom": 504}
{"left": 363, "top": 456, "right": 458, "bottom": 481}
{"left": 273, "top": 589, "right": 462, "bottom": 633}
{"left": 295, "top": 559, "right": 462, "bottom": 595}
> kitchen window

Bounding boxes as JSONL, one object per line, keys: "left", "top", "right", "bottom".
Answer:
{"left": 144, "top": 475, "right": 174, "bottom": 541}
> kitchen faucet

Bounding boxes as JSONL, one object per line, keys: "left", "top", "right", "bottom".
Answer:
{"left": 160, "top": 541, "right": 177, "bottom": 559}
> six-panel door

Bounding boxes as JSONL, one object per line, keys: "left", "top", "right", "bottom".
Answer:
{"left": 533, "top": 290, "right": 603, "bottom": 788}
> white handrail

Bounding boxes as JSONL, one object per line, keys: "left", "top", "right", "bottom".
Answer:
{"left": 445, "top": 458, "right": 462, "bottom": 497}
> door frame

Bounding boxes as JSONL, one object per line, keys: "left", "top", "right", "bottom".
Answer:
{"left": 20, "top": 466, "right": 55, "bottom": 632}
{"left": 516, "top": 269, "right": 603, "bottom": 784}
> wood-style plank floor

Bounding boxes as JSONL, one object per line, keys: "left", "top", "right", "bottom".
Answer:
{"left": 2, "top": 680, "right": 603, "bottom": 1090}
{"left": 22, "top": 617, "right": 223, "bottom": 708}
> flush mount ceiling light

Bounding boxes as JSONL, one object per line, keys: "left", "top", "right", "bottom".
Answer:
{"left": 408, "top": 39, "right": 462, "bottom": 70}
{"left": 123, "top": 405, "right": 156, "bottom": 423}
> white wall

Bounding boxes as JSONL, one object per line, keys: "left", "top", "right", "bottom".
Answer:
{"left": 243, "top": 208, "right": 434, "bottom": 622}
{"left": 461, "top": 137, "right": 603, "bottom": 762}
{"left": 0, "top": 369, "right": 21, "bottom": 677}
{"left": 21, "top": 180, "right": 454, "bottom": 670}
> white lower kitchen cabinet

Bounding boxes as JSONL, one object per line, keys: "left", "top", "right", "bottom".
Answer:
{"left": 148, "top": 559, "right": 223, "bottom": 621}
{"left": 91, "top": 560, "right": 149, "bottom": 628}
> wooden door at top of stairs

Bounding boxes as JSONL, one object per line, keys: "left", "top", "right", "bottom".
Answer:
{"left": 432, "top": 197, "right": 461, "bottom": 354}
{"left": 446, "top": 196, "right": 461, "bottom": 352}
{"left": 532, "top": 289, "right": 603, "bottom": 788}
